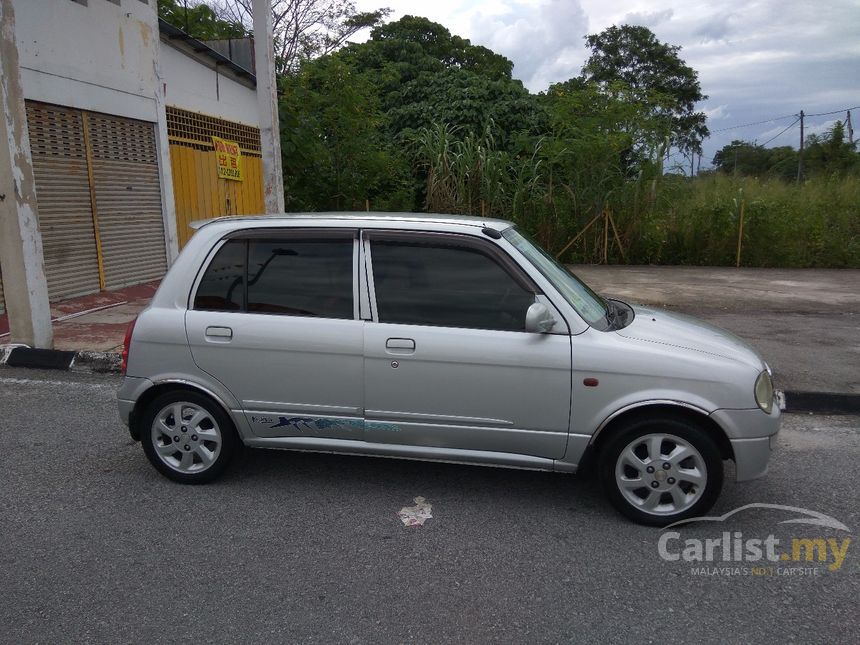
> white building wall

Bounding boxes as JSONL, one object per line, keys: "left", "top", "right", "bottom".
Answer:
{"left": 14, "top": 0, "right": 159, "bottom": 122}
{"left": 161, "top": 42, "right": 259, "bottom": 127}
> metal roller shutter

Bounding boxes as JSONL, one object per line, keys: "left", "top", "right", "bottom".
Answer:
{"left": 25, "top": 102, "right": 101, "bottom": 301}
{"left": 88, "top": 113, "right": 167, "bottom": 290}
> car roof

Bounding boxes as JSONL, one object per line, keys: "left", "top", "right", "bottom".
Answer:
{"left": 190, "top": 211, "right": 514, "bottom": 232}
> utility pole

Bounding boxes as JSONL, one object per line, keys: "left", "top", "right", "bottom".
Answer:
{"left": 847, "top": 110, "right": 855, "bottom": 148}
{"left": 796, "top": 110, "right": 804, "bottom": 183}
{"left": 0, "top": 0, "right": 53, "bottom": 348}
{"left": 252, "top": 0, "right": 285, "bottom": 214}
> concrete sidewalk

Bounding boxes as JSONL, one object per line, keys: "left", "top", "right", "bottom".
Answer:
{"left": 1, "top": 267, "right": 858, "bottom": 396}
{"left": 0, "top": 281, "right": 158, "bottom": 352}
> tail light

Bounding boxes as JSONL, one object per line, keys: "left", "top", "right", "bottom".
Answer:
{"left": 121, "top": 317, "right": 137, "bottom": 375}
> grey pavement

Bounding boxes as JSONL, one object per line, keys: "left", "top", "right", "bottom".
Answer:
{"left": 573, "top": 266, "right": 860, "bottom": 394}
{"left": 0, "top": 367, "right": 857, "bottom": 644}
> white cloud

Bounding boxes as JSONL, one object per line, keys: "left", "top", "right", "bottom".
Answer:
{"left": 704, "top": 104, "right": 729, "bottom": 121}
{"left": 468, "top": 0, "right": 588, "bottom": 90}
{"left": 622, "top": 8, "right": 674, "bottom": 29}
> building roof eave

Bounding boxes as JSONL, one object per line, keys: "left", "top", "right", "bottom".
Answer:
{"left": 158, "top": 18, "right": 256, "bottom": 87}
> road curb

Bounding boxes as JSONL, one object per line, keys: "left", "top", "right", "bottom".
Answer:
{"left": 1, "top": 346, "right": 121, "bottom": 373}
{"left": 782, "top": 391, "right": 860, "bottom": 415}
{"left": 1, "top": 345, "right": 858, "bottom": 414}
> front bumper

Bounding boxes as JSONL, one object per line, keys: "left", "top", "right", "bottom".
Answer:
{"left": 728, "top": 436, "right": 774, "bottom": 481}
{"left": 710, "top": 404, "right": 781, "bottom": 482}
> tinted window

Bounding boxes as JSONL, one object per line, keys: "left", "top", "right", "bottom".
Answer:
{"left": 370, "top": 240, "right": 535, "bottom": 331}
{"left": 246, "top": 239, "right": 353, "bottom": 318}
{"left": 194, "top": 239, "right": 245, "bottom": 311}
{"left": 502, "top": 227, "right": 610, "bottom": 329}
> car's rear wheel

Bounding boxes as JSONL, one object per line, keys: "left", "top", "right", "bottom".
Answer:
{"left": 598, "top": 417, "right": 723, "bottom": 526}
{"left": 140, "top": 390, "right": 238, "bottom": 484}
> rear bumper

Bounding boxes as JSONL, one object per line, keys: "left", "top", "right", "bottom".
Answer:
{"left": 710, "top": 405, "right": 781, "bottom": 482}
{"left": 118, "top": 398, "right": 134, "bottom": 427}
{"left": 117, "top": 376, "right": 153, "bottom": 440}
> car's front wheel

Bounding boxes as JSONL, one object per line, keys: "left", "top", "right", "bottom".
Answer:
{"left": 598, "top": 417, "right": 723, "bottom": 526}
{"left": 140, "top": 390, "right": 239, "bottom": 484}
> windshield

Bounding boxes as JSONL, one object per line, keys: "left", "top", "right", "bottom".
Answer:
{"left": 502, "top": 227, "right": 610, "bottom": 329}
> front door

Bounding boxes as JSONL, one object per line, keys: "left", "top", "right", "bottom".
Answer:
{"left": 185, "top": 229, "right": 364, "bottom": 441}
{"left": 362, "top": 231, "right": 572, "bottom": 459}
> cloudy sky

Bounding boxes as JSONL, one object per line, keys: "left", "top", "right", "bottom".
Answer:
{"left": 355, "top": 0, "right": 860, "bottom": 167}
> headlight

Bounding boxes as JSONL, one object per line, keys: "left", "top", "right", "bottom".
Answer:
{"left": 755, "top": 370, "right": 774, "bottom": 414}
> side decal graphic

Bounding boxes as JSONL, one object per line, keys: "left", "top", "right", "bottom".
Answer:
{"left": 263, "top": 417, "right": 402, "bottom": 434}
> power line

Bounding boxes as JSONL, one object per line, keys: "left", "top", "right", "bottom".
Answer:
{"left": 708, "top": 105, "right": 860, "bottom": 134}
{"left": 710, "top": 113, "right": 797, "bottom": 134}
{"left": 760, "top": 117, "right": 800, "bottom": 147}
{"left": 804, "top": 105, "right": 860, "bottom": 117}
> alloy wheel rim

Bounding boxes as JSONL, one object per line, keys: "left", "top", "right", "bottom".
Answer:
{"left": 615, "top": 433, "right": 707, "bottom": 516}
{"left": 151, "top": 402, "right": 222, "bottom": 473}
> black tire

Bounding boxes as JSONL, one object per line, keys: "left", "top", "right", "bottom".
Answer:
{"left": 598, "top": 416, "right": 724, "bottom": 527}
{"left": 140, "top": 390, "right": 240, "bottom": 484}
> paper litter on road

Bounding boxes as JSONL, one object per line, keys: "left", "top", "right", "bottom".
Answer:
{"left": 398, "top": 496, "right": 433, "bottom": 526}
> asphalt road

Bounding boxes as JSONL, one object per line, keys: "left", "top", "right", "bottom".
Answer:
{"left": 1, "top": 367, "right": 858, "bottom": 644}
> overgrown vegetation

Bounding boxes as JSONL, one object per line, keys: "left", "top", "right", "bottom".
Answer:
{"left": 160, "top": 4, "right": 860, "bottom": 267}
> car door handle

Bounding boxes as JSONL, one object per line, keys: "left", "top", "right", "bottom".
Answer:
{"left": 385, "top": 338, "right": 415, "bottom": 354}
{"left": 205, "top": 326, "right": 233, "bottom": 340}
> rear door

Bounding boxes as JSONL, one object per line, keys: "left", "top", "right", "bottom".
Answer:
{"left": 185, "top": 229, "right": 364, "bottom": 440}
{"left": 362, "top": 231, "right": 572, "bottom": 459}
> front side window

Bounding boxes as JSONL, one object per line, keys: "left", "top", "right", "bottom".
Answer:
{"left": 502, "top": 227, "right": 610, "bottom": 329}
{"left": 370, "top": 238, "right": 535, "bottom": 331}
{"left": 194, "top": 234, "right": 354, "bottom": 319}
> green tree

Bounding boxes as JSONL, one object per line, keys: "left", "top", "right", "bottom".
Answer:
{"left": 543, "top": 77, "right": 673, "bottom": 172}
{"left": 279, "top": 57, "right": 413, "bottom": 211}
{"left": 581, "top": 25, "right": 708, "bottom": 156}
{"left": 157, "top": 0, "right": 248, "bottom": 39}
{"left": 370, "top": 15, "right": 514, "bottom": 81}
{"left": 339, "top": 17, "right": 541, "bottom": 147}
{"left": 712, "top": 140, "right": 797, "bottom": 179}
{"left": 713, "top": 124, "right": 860, "bottom": 180}
{"left": 387, "top": 69, "right": 544, "bottom": 148}
{"left": 803, "top": 121, "right": 860, "bottom": 176}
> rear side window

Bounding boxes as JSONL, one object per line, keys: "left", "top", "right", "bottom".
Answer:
{"left": 194, "top": 234, "right": 354, "bottom": 319}
{"left": 194, "top": 239, "right": 245, "bottom": 311}
{"left": 247, "top": 239, "right": 353, "bottom": 318}
{"left": 370, "top": 240, "right": 535, "bottom": 331}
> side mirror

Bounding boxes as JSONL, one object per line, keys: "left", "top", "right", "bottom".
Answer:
{"left": 525, "top": 302, "right": 556, "bottom": 333}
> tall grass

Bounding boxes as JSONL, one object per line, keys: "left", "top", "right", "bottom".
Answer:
{"left": 628, "top": 174, "right": 860, "bottom": 267}
{"left": 408, "top": 123, "right": 860, "bottom": 267}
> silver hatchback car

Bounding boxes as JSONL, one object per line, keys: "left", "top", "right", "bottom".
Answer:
{"left": 118, "top": 213, "right": 780, "bottom": 525}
